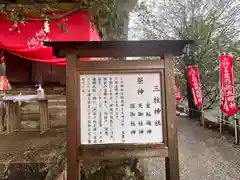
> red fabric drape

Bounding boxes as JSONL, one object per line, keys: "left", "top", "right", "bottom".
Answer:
{"left": 0, "top": 12, "right": 100, "bottom": 66}
{"left": 186, "top": 65, "right": 203, "bottom": 108}
{"left": 219, "top": 54, "right": 237, "bottom": 116}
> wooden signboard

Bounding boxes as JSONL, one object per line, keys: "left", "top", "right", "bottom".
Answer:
{"left": 80, "top": 73, "right": 164, "bottom": 145}
{"left": 45, "top": 40, "right": 194, "bottom": 180}
{"left": 77, "top": 62, "right": 167, "bottom": 160}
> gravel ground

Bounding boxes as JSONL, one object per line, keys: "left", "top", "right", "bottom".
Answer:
{"left": 143, "top": 117, "right": 240, "bottom": 180}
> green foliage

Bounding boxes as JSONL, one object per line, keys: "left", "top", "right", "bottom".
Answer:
{"left": 130, "top": 0, "right": 240, "bottom": 109}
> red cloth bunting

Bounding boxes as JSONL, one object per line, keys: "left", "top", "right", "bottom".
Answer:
{"left": 0, "top": 12, "right": 100, "bottom": 66}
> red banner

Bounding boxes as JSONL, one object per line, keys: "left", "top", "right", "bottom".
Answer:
{"left": 186, "top": 65, "right": 203, "bottom": 108}
{"left": 0, "top": 12, "right": 100, "bottom": 66}
{"left": 219, "top": 54, "right": 237, "bottom": 115}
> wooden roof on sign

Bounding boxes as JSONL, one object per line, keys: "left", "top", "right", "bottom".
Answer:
{"left": 44, "top": 40, "right": 194, "bottom": 58}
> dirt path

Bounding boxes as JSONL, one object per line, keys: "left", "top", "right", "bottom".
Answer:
{"left": 143, "top": 117, "right": 240, "bottom": 180}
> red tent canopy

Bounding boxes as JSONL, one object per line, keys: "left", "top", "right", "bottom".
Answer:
{"left": 0, "top": 12, "right": 100, "bottom": 66}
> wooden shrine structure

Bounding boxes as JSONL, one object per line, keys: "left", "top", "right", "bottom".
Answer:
{"left": 45, "top": 40, "right": 194, "bottom": 180}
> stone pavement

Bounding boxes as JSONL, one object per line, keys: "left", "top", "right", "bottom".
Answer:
{"left": 142, "top": 117, "right": 240, "bottom": 180}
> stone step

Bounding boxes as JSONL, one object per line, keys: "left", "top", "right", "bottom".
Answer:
{"left": 21, "top": 99, "right": 66, "bottom": 108}
{"left": 20, "top": 111, "right": 66, "bottom": 121}
{"left": 18, "top": 106, "right": 66, "bottom": 128}
{"left": 20, "top": 117, "right": 66, "bottom": 129}
{"left": 20, "top": 105, "right": 66, "bottom": 114}
{"left": 18, "top": 112, "right": 66, "bottom": 129}
{"left": 20, "top": 100, "right": 66, "bottom": 127}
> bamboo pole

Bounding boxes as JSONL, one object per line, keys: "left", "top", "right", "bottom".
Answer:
{"left": 200, "top": 106, "right": 205, "bottom": 127}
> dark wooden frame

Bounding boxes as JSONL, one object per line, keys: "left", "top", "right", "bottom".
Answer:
{"left": 44, "top": 40, "right": 194, "bottom": 180}
{"left": 76, "top": 63, "right": 167, "bottom": 159}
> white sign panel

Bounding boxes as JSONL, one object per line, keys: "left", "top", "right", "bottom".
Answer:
{"left": 80, "top": 73, "right": 163, "bottom": 145}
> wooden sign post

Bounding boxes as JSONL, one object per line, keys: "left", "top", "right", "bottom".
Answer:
{"left": 45, "top": 40, "right": 194, "bottom": 180}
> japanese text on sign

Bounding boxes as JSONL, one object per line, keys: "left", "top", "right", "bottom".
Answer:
{"left": 80, "top": 73, "right": 163, "bottom": 145}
